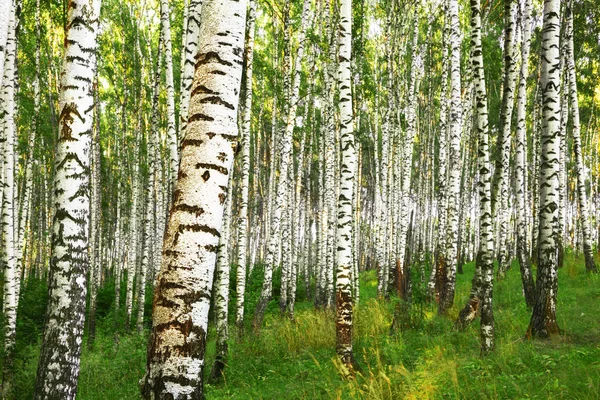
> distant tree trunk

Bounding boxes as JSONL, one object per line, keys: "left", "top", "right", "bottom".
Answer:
{"left": 565, "top": 0, "right": 597, "bottom": 273}
{"left": 323, "top": 0, "right": 338, "bottom": 308}
{"left": 34, "top": 0, "right": 100, "bottom": 398}
{"left": 253, "top": 0, "right": 311, "bottom": 328}
{"left": 141, "top": 0, "right": 246, "bottom": 397}
{"left": 235, "top": 0, "right": 256, "bottom": 336}
{"left": 125, "top": 126, "right": 140, "bottom": 332}
{"left": 494, "top": 0, "right": 518, "bottom": 278}
{"left": 438, "top": 0, "right": 463, "bottom": 314}
{"left": 527, "top": 0, "right": 561, "bottom": 340}
{"left": 160, "top": 0, "right": 178, "bottom": 193}
{"left": 456, "top": 1, "right": 495, "bottom": 355}
{"left": 396, "top": 11, "right": 422, "bottom": 299}
{"left": 178, "top": 0, "right": 203, "bottom": 142}
{"left": 0, "top": 0, "right": 13, "bottom": 89}
{"left": 87, "top": 73, "right": 102, "bottom": 349}
{"left": 432, "top": 0, "right": 450, "bottom": 302}
{"left": 1, "top": 4, "right": 18, "bottom": 394}
{"left": 210, "top": 179, "right": 233, "bottom": 382}
{"left": 515, "top": 0, "right": 536, "bottom": 308}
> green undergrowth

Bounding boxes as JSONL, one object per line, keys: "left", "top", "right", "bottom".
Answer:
{"left": 10, "top": 250, "right": 600, "bottom": 399}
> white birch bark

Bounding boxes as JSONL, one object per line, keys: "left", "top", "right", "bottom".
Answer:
{"left": 0, "top": 0, "right": 12, "bottom": 90}
{"left": 179, "top": 0, "right": 203, "bottom": 143}
{"left": 565, "top": 0, "right": 597, "bottom": 273}
{"left": 254, "top": 0, "right": 311, "bottom": 327}
{"left": 432, "top": 0, "right": 450, "bottom": 301}
{"left": 527, "top": 0, "right": 561, "bottom": 339}
{"left": 34, "top": 0, "right": 100, "bottom": 397}
{"left": 396, "top": 11, "right": 422, "bottom": 298}
{"left": 209, "top": 178, "right": 233, "bottom": 381}
{"left": 1, "top": 4, "right": 17, "bottom": 392}
{"left": 439, "top": 0, "right": 463, "bottom": 314}
{"left": 495, "top": 0, "right": 518, "bottom": 277}
{"left": 335, "top": 0, "right": 358, "bottom": 372}
{"left": 141, "top": 0, "right": 246, "bottom": 397}
{"left": 457, "top": 0, "right": 495, "bottom": 354}
{"left": 515, "top": 0, "right": 536, "bottom": 306}
{"left": 125, "top": 128, "right": 141, "bottom": 331}
{"left": 235, "top": 0, "right": 256, "bottom": 334}
{"left": 160, "top": 0, "right": 179, "bottom": 192}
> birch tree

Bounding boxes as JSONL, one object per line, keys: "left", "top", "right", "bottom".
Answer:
{"left": 179, "top": 0, "right": 203, "bottom": 142}
{"left": 494, "top": 0, "right": 518, "bottom": 277}
{"left": 0, "top": 0, "right": 12, "bottom": 90}
{"left": 160, "top": 0, "right": 179, "bottom": 191}
{"left": 1, "top": 3, "right": 17, "bottom": 393}
{"left": 527, "top": 0, "right": 561, "bottom": 339}
{"left": 141, "top": 0, "right": 246, "bottom": 397}
{"left": 336, "top": 0, "right": 359, "bottom": 373}
{"left": 438, "top": 0, "right": 463, "bottom": 314}
{"left": 236, "top": 0, "right": 256, "bottom": 335}
{"left": 565, "top": 0, "right": 597, "bottom": 273}
{"left": 457, "top": 0, "right": 495, "bottom": 354}
{"left": 515, "top": 0, "right": 536, "bottom": 307}
{"left": 34, "top": 0, "right": 101, "bottom": 397}
{"left": 254, "top": 0, "right": 311, "bottom": 328}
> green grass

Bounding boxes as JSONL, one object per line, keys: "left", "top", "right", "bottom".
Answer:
{"left": 12, "top": 250, "right": 600, "bottom": 399}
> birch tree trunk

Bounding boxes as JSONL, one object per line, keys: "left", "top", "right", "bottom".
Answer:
{"left": 527, "top": 0, "right": 561, "bottom": 339}
{"left": 0, "top": 0, "right": 12, "bottom": 90}
{"left": 209, "top": 178, "right": 233, "bottom": 382}
{"left": 396, "top": 10, "right": 422, "bottom": 299}
{"left": 125, "top": 127, "right": 141, "bottom": 332}
{"left": 235, "top": 0, "right": 256, "bottom": 335}
{"left": 1, "top": 4, "right": 17, "bottom": 393}
{"left": 336, "top": 0, "right": 359, "bottom": 374}
{"left": 515, "top": 0, "right": 536, "bottom": 307}
{"left": 178, "top": 0, "right": 203, "bottom": 142}
{"left": 432, "top": 0, "right": 450, "bottom": 301}
{"left": 456, "top": 0, "right": 495, "bottom": 355}
{"left": 34, "top": 0, "right": 100, "bottom": 397}
{"left": 87, "top": 78, "right": 102, "bottom": 348}
{"left": 494, "top": 0, "right": 518, "bottom": 278}
{"left": 439, "top": 0, "right": 463, "bottom": 314}
{"left": 253, "top": 0, "right": 311, "bottom": 328}
{"left": 141, "top": 0, "right": 246, "bottom": 397}
{"left": 565, "top": 0, "right": 597, "bottom": 273}
{"left": 160, "top": 0, "right": 179, "bottom": 192}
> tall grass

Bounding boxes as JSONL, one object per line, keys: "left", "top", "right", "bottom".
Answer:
{"left": 10, "top": 251, "right": 600, "bottom": 399}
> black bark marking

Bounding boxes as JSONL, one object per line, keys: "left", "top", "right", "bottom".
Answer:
{"left": 196, "top": 163, "right": 228, "bottom": 175}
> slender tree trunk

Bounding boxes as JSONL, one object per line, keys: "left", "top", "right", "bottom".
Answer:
{"left": 515, "top": 0, "right": 536, "bottom": 307}
{"left": 527, "top": 0, "right": 561, "bottom": 339}
{"left": 565, "top": 0, "right": 597, "bottom": 273}
{"left": 235, "top": 0, "right": 256, "bottom": 336}
{"left": 160, "top": 0, "right": 178, "bottom": 193}
{"left": 87, "top": 73, "right": 102, "bottom": 348}
{"left": 210, "top": 178, "right": 233, "bottom": 382}
{"left": 1, "top": 4, "right": 18, "bottom": 393}
{"left": 178, "top": 0, "right": 203, "bottom": 143}
{"left": 432, "top": 0, "right": 450, "bottom": 302}
{"left": 336, "top": 0, "right": 359, "bottom": 374}
{"left": 396, "top": 10, "right": 422, "bottom": 299}
{"left": 253, "top": 0, "right": 311, "bottom": 328}
{"left": 0, "top": 0, "right": 13, "bottom": 90}
{"left": 494, "top": 0, "right": 519, "bottom": 278}
{"left": 456, "top": 2, "right": 495, "bottom": 354}
{"left": 34, "top": 1, "right": 100, "bottom": 397}
{"left": 141, "top": 1, "right": 246, "bottom": 397}
{"left": 439, "top": 0, "right": 463, "bottom": 314}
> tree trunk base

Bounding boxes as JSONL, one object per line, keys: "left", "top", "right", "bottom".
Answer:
{"left": 455, "top": 296, "right": 480, "bottom": 331}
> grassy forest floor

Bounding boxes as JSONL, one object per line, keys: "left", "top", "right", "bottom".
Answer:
{"left": 11, "top": 250, "right": 600, "bottom": 399}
